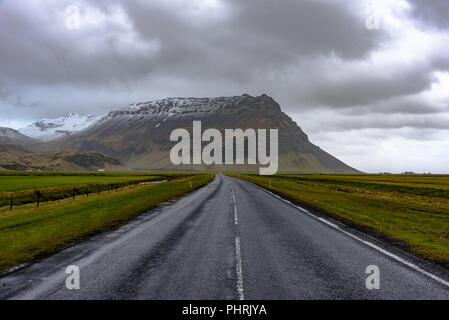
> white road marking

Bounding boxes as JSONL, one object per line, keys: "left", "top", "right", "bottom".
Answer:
{"left": 233, "top": 194, "right": 238, "bottom": 225}
{"left": 11, "top": 185, "right": 213, "bottom": 300}
{"left": 230, "top": 185, "right": 238, "bottom": 225}
{"left": 235, "top": 236, "right": 245, "bottom": 300}
{"left": 229, "top": 182, "right": 244, "bottom": 300}
{"left": 248, "top": 181, "right": 449, "bottom": 289}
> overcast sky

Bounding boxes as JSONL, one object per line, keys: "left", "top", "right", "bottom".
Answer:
{"left": 1, "top": 0, "right": 449, "bottom": 173}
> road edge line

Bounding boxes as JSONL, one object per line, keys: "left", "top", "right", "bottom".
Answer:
{"left": 243, "top": 179, "right": 449, "bottom": 289}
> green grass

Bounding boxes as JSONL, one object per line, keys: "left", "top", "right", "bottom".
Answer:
{"left": 229, "top": 174, "right": 449, "bottom": 268}
{"left": 0, "top": 173, "right": 170, "bottom": 192}
{"left": 0, "top": 173, "right": 214, "bottom": 273}
{"left": 0, "top": 172, "right": 198, "bottom": 207}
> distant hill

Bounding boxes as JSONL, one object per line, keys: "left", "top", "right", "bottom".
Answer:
{"left": 0, "top": 127, "right": 35, "bottom": 147}
{"left": 36, "top": 94, "right": 358, "bottom": 173}
{"left": 0, "top": 144, "right": 124, "bottom": 172}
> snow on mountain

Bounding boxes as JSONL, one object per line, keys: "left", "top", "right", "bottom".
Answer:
{"left": 19, "top": 113, "right": 103, "bottom": 141}
{"left": 15, "top": 97, "right": 244, "bottom": 142}
{"left": 102, "top": 96, "right": 247, "bottom": 121}
{"left": 48, "top": 94, "right": 357, "bottom": 173}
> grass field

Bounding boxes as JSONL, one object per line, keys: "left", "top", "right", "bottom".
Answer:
{"left": 0, "top": 175, "right": 163, "bottom": 192}
{"left": 0, "top": 172, "right": 195, "bottom": 207}
{"left": 0, "top": 172, "right": 181, "bottom": 192}
{"left": 0, "top": 173, "right": 214, "bottom": 273}
{"left": 229, "top": 174, "right": 449, "bottom": 268}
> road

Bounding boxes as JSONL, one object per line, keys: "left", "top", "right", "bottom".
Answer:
{"left": 0, "top": 174, "right": 448, "bottom": 300}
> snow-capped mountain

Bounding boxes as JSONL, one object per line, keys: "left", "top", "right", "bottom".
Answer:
{"left": 40, "top": 94, "right": 358, "bottom": 173}
{"left": 102, "top": 96, "right": 247, "bottom": 121}
{"left": 2, "top": 95, "right": 358, "bottom": 173}
{"left": 19, "top": 113, "right": 103, "bottom": 141}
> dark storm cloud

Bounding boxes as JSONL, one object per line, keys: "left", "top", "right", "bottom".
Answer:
{"left": 0, "top": 0, "right": 386, "bottom": 90}
{"left": 0, "top": 1, "right": 159, "bottom": 87}
{"left": 226, "top": 0, "right": 384, "bottom": 59}
{"left": 0, "top": 86, "right": 10, "bottom": 100}
{"left": 357, "top": 96, "right": 447, "bottom": 115}
{"left": 322, "top": 113, "right": 449, "bottom": 131}
{"left": 115, "top": 0, "right": 387, "bottom": 84}
{"left": 0, "top": 0, "right": 449, "bottom": 172}
{"left": 297, "top": 63, "right": 435, "bottom": 108}
{"left": 408, "top": 0, "right": 449, "bottom": 29}
{"left": 0, "top": 0, "right": 446, "bottom": 117}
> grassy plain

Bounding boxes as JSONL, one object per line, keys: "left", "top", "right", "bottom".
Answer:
{"left": 0, "top": 172, "right": 174, "bottom": 192}
{"left": 229, "top": 174, "right": 449, "bottom": 267}
{"left": 0, "top": 173, "right": 213, "bottom": 273}
{"left": 0, "top": 172, "right": 194, "bottom": 207}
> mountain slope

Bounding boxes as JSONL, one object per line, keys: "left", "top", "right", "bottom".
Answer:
{"left": 0, "top": 144, "right": 124, "bottom": 172}
{"left": 19, "top": 113, "right": 103, "bottom": 142}
{"left": 39, "top": 94, "right": 358, "bottom": 173}
{"left": 0, "top": 127, "right": 36, "bottom": 147}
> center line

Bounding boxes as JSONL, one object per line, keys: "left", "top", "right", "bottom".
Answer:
{"left": 230, "top": 185, "right": 238, "bottom": 225}
{"left": 235, "top": 236, "right": 245, "bottom": 300}
{"left": 233, "top": 194, "right": 238, "bottom": 225}
{"left": 230, "top": 182, "right": 244, "bottom": 300}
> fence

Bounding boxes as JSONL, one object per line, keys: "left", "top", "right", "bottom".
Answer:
{"left": 4, "top": 178, "right": 169, "bottom": 211}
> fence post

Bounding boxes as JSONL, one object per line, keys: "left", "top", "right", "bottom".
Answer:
{"left": 86, "top": 188, "right": 89, "bottom": 197}
{"left": 35, "top": 191, "right": 40, "bottom": 208}
{"left": 10, "top": 195, "right": 13, "bottom": 211}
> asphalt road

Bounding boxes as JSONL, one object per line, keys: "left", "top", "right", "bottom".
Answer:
{"left": 0, "top": 174, "right": 448, "bottom": 300}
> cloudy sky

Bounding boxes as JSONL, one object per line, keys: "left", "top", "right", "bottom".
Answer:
{"left": 1, "top": 0, "right": 449, "bottom": 173}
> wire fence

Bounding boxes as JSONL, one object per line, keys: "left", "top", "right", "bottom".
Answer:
{"left": 4, "top": 178, "right": 169, "bottom": 211}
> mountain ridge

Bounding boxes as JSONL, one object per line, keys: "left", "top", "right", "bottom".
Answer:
{"left": 32, "top": 94, "right": 358, "bottom": 173}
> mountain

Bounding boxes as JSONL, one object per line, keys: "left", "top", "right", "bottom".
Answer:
{"left": 0, "top": 144, "right": 124, "bottom": 172}
{"left": 19, "top": 113, "right": 103, "bottom": 142}
{"left": 39, "top": 94, "right": 358, "bottom": 173}
{"left": 0, "top": 127, "right": 36, "bottom": 147}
